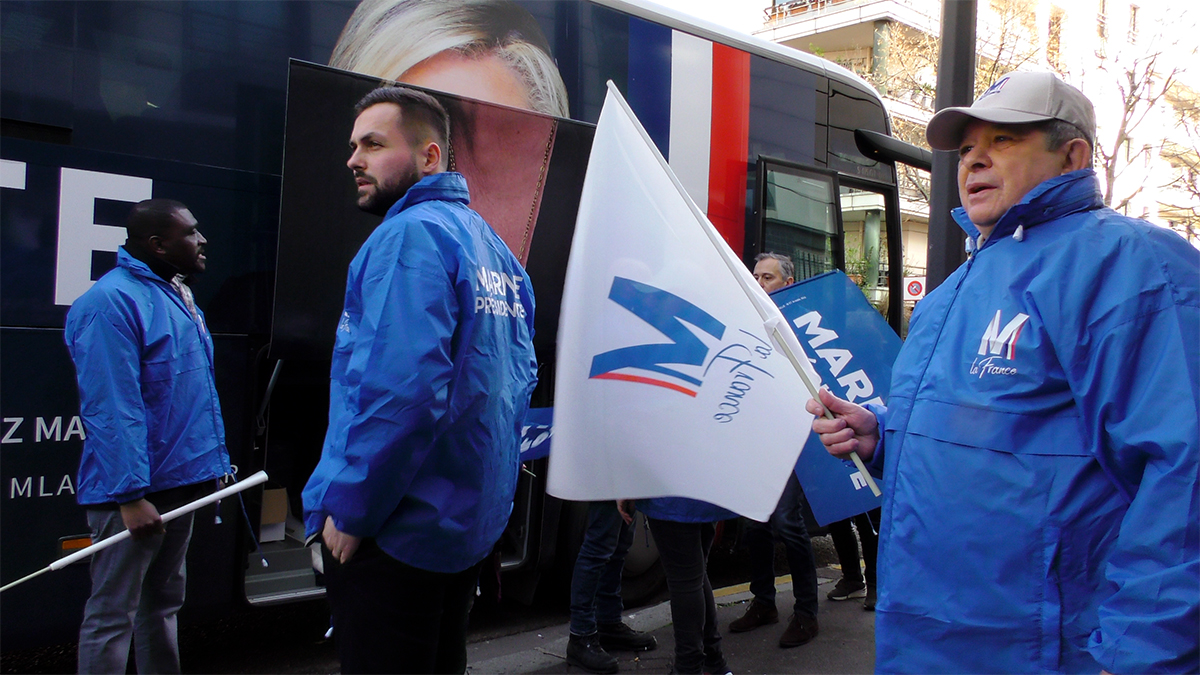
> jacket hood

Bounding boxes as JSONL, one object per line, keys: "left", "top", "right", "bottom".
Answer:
{"left": 952, "top": 169, "right": 1104, "bottom": 252}
{"left": 384, "top": 171, "right": 470, "bottom": 220}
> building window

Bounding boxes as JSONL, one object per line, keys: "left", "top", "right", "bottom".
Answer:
{"left": 1048, "top": 9, "right": 1065, "bottom": 71}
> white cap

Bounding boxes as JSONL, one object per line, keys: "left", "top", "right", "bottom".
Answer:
{"left": 925, "top": 71, "right": 1095, "bottom": 151}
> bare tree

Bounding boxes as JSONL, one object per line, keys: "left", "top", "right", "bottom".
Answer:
{"left": 813, "top": 1, "right": 1198, "bottom": 245}
{"left": 1077, "top": 5, "right": 1199, "bottom": 224}
{"left": 1091, "top": 49, "right": 1182, "bottom": 212}
{"left": 975, "top": 0, "right": 1042, "bottom": 97}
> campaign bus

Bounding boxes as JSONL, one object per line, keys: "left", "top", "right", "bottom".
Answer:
{"left": 0, "top": 0, "right": 920, "bottom": 648}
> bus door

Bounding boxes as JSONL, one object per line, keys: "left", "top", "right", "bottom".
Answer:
{"left": 752, "top": 156, "right": 903, "bottom": 334}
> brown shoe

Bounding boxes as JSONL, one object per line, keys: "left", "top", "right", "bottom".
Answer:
{"left": 728, "top": 600, "right": 778, "bottom": 633}
{"left": 778, "top": 613, "right": 818, "bottom": 648}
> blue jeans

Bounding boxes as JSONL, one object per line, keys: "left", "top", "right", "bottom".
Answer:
{"left": 569, "top": 501, "right": 633, "bottom": 635}
{"left": 77, "top": 509, "right": 194, "bottom": 675}
{"left": 743, "top": 473, "right": 818, "bottom": 619}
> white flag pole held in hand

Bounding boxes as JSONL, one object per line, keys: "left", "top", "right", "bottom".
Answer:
{"left": 765, "top": 318, "right": 881, "bottom": 497}
{"left": 0, "top": 470, "right": 269, "bottom": 593}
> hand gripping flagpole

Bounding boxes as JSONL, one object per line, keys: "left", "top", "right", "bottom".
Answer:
{"left": 601, "top": 81, "right": 881, "bottom": 497}
{"left": 0, "top": 470, "right": 270, "bottom": 593}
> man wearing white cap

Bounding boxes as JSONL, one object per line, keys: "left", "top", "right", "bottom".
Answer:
{"left": 805, "top": 71, "right": 1199, "bottom": 673}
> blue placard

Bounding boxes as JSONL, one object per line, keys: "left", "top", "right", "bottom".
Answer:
{"left": 771, "top": 271, "right": 901, "bottom": 525}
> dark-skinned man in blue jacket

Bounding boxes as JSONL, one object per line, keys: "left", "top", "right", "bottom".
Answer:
{"left": 66, "top": 199, "right": 230, "bottom": 674}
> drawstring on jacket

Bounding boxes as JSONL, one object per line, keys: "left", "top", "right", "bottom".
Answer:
{"left": 965, "top": 223, "right": 1026, "bottom": 258}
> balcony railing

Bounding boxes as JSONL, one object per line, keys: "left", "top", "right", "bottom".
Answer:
{"left": 764, "top": 0, "right": 851, "bottom": 24}
{"left": 764, "top": 0, "right": 938, "bottom": 30}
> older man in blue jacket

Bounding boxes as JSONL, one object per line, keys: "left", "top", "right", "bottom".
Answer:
{"left": 808, "top": 72, "right": 1199, "bottom": 673}
{"left": 302, "top": 86, "right": 537, "bottom": 674}
{"left": 65, "top": 198, "right": 230, "bottom": 674}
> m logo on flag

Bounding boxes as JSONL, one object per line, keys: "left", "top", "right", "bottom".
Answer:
{"left": 589, "top": 277, "right": 726, "bottom": 397}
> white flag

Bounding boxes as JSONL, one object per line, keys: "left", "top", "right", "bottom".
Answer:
{"left": 547, "top": 82, "right": 823, "bottom": 522}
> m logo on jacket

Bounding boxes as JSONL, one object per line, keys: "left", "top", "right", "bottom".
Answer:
{"left": 978, "top": 310, "right": 1030, "bottom": 359}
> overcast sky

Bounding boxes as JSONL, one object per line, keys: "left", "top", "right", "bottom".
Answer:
{"left": 642, "top": 0, "right": 768, "bottom": 36}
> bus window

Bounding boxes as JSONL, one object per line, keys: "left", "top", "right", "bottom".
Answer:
{"left": 837, "top": 177, "right": 905, "bottom": 336}
{"left": 839, "top": 183, "right": 890, "bottom": 316}
{"left": 755, "top": 159, "right": 844, "bottom": 280}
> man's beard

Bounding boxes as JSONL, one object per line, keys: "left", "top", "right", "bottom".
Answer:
{"left": 357, "top": 170, "right": 421, "bottom": 216}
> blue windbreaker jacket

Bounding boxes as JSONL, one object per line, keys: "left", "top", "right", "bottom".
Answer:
{"left": 65, "top": 248, "right": 230, "bottom": 505}
{"left": 868, "top": 170, "right": 1199, "bottom": 673}
{"left": 302, "top": 172, "right": 537, "bottom": 574}
{"left": 639, "top": 497, "right": 737, "bottom": 524}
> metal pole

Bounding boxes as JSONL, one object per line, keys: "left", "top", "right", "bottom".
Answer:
{"left": 926, "top": 0, "right": 977, "bottom": 292}
{"left": 0, "top": 471, "right": 270, "bottom": 593}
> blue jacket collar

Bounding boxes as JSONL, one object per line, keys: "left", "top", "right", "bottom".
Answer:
{"left": 384, "top": 172, "right": 471, "bottom": 220}
{"left": 118, "top": 246, "right": 170, "bottom": 283}
{"left": 952, "top": 169, "right": 1104, "bottom": 249}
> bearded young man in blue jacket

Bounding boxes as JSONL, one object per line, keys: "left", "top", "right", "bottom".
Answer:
{"left": 301, "top": 86, "right": 537, "bottom": 674}
{"left": 806, "top": 71, "right": 1199, "bottom": 674}
{"left": 65, "top": 199, "right": 230, "bottom": 675}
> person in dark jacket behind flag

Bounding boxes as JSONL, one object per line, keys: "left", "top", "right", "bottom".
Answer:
{"left": 807, "top": 71, "right": 1199, "bottom": 673}
{"left": 301, "top": 86, "right": 537, "bottom": 674}
{"left": 619, "top": 497, "right": 736, "bottom": 675}
{"left": 65, "top": 198, "right": 231, "bottom": 675}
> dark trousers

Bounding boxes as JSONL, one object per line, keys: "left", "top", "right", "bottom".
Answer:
{"left": 323, "top": 539, "right": 482, "bottom": 674}
{"left": 828, "top": 508, "right": 880, "bottom": 587}
{"left": 569, "top": 501, "right": 634, "bottom": 635}
{"left": 647, "top": 519, "right": 722, "bottom": 674}
{"left": 742, "top": 473, "right": 819, "bottom": 619}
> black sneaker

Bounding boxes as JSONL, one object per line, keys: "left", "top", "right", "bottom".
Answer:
{"left": 568, "top": 633, "right": 619, "bottom": 674}
{"left": 597, "top": 621, "right": 657, "bottom": 652}
{"left": 826, "top": 577, "right": 866, "bottom": 601}
{"left": 863, "top": 586, "right": 876, "bottom": 611}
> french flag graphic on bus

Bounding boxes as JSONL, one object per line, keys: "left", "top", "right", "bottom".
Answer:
{"left": 626, "top": 20, "right": 751, "bottom": 255}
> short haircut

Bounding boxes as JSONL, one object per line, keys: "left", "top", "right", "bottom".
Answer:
{"left": 754, "top": 252, "right": 794, "bottom": 281}
{"left": 1039, "top": 118, "right": 1091, "bottom": 160}
{"left": 127, "top": 199, "right": 188, "bottom": 240}
{"left": 355, "top": 86, "right": 451, "bottom": 154}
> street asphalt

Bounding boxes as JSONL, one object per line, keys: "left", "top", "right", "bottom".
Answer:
{"left": 467, "top": 567, "right": 875, "bottom": 674}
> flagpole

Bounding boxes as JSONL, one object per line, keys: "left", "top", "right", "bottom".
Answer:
{"left": 602, "top": 81, "right": 881, "bottom": 497}
{"left": 0, "top": 470, "right": 270, "bottom": 593}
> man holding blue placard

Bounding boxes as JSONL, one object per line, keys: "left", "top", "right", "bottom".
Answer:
{"left": 807, "top": 72, "right": 1198, "bottom": 673}
{"left": 725, "top": 253, "right": 820, "bottom": 650}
